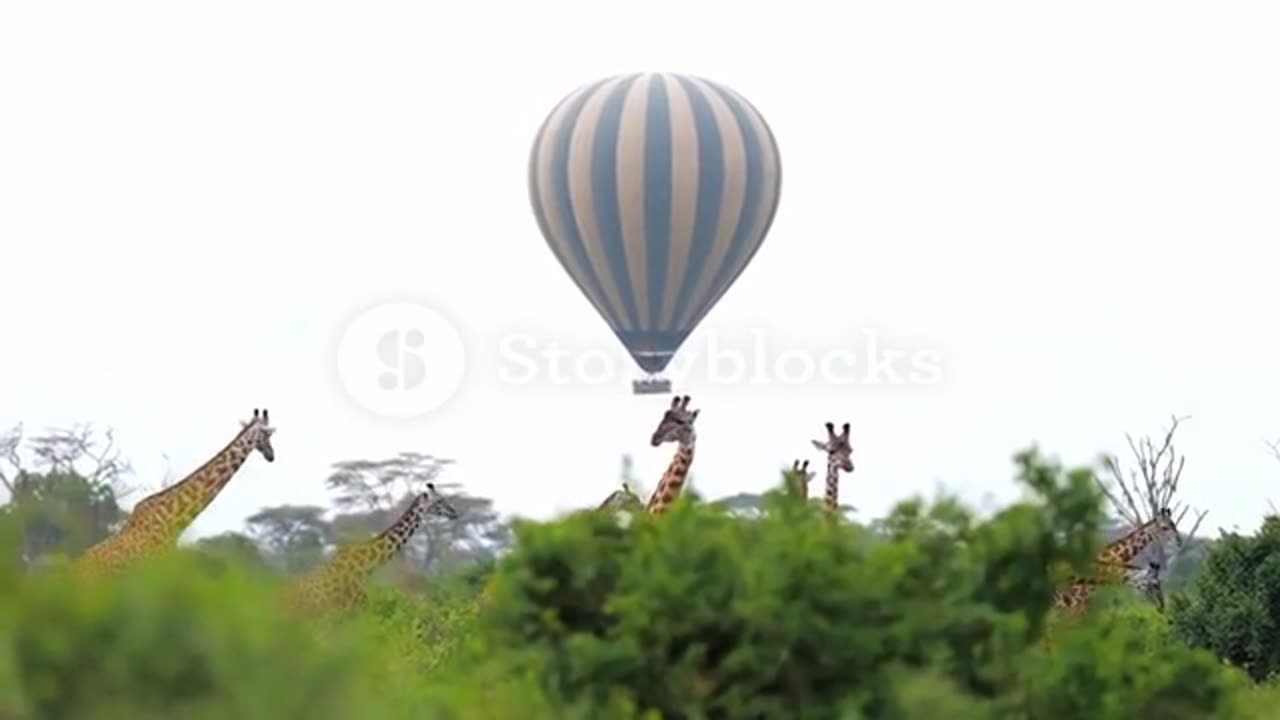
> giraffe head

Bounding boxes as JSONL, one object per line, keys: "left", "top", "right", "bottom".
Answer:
{"left": 239, "top": 408, "right": 277, "bottom": 463}
{"left": 650, "top": 395, "right": 699, "bottom": 447}
{"left": 1151, "top": 506, "right": 1182, "bottom": 547}
{"left": 785, "top": 459, "right": 814, "bottom": 495}
{"left": 811, "top": 422, "right": 854, "bottom": 472}
{"left": 421, "top": 482, "right": 460, "bottom": 520}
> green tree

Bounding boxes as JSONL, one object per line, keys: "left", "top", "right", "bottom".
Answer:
{"left": 323, "top": 452, "right": 510, "bottom": 577}
{"left": 1169, "top": 515, "right": 1280, "bottom": 681}
{"left": 470, "top": 446, "right": 1144, "bottom": 718}
{"left": 244, "top": 505, "right": 333, "bottom": 573}
{"left": 0, "top": 423, "right": 132, "bottom": 565}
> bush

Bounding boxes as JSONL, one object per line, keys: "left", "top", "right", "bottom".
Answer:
{"left": 1170, "top": 515, "right": 1280, "bottom": 681}
{"left": 0, "top": 446, "right": 1270, "bottom": 719}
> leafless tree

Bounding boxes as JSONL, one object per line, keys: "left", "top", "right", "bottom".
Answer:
{"left": 0, "top": 422, "right": 135, "bottom": 500}
{"left": 323, "top": 452, "right": 457, "bottom": 513}
{"left": 1095, "top": 414, "right": 1207, "bottom": 567}
{"left": 0, "top": 421, "right": 136, "bottom": 564}
{"left": 1262, "top": 438, "right": 1280, "bottom": 516}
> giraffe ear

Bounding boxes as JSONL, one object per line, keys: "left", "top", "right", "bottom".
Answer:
{"left": 811, "top": 439, "right": 826, "bottom": 452}
{"left": 688, "top": 409, "right": 699, "bottom": 421}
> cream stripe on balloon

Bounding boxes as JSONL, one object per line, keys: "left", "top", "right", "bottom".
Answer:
{"left": 661, "top": 73, "right": 701, "bottom": 331}
{"left": 615, "top": 75, "right": 651, "bottom": 329}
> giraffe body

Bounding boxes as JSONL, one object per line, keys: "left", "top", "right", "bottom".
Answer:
{"left": 811, "top": 421, "right": 854, "bottom": 515}
{"left": 645, "top": 395, "right": 699, "bottom": 515}
{"left": 283, "top": 484, "right": 459, "bottom": 616}
{"left": 1053, "top": 508, "right": 1180, "bottom": 613}
{"left": 74, "top": 409, "right": 276, "bottom": 579}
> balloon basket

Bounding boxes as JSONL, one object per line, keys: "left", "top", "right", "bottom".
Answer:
{"left": 632, "top": 376, "right": 672, "bottom": 395}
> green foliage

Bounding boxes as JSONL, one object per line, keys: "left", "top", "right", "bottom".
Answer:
{"left": 0, "top": 445, "right": 1272, "bottom": 718}
{"left": 1169, "top": 515, "right": 1280, "bottom": 681}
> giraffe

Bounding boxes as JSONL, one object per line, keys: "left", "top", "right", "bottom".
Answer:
{"left": 476, "top": 481, "right": 644, "bottom": 610}
{"left": 810, "top": 421, "right": 854, "bottom": 515}
{"left": 1053, "top": 560, "right": 1166, "bottom": 614}
{"left": 1052, "top": 507, "right": 1181, "bottom": 614}
{"left": 597, "top": 481, "right": 644, "bottom": 512}
{"left": 74, "top": 408, "right": 276, "bottom": 579}
{"left": 783, "top": 459, "right": 814, "bottom": 501}
{"left": 644, "top": 395, "right": 699, "bottom": 516}
{"left": 282, "top": 483, "right": 460, "bottom": 617}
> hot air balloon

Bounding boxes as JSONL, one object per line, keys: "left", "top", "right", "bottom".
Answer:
{"left": 528, "top": 72, "right": 782, "bottom": 394}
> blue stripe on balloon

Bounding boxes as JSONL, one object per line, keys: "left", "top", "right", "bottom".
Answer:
{"left": 730, "top": 90, "right": 783, "bottom": 279}
{"left": 591, "top": 75, "right": 643, "bottom": 332}
{"left": 548, "top": 77, "right": 621, "bottom": 330}
{"left": 702, "top": 81, "right": 766, "bottom": 309}
{"left": 528, "top": 92, "right": 583, "bottom": 298}
{"left": 615, "top": 330, "right": 686, "bottom": 373}
{"left": 670, "top": 75, "right": 725, "bottom": 333}
{"left": 642, "top": 76, "right": 672, "bottom": 333}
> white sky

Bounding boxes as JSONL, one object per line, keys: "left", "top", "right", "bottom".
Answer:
{"left": 2, "top": 1, "right": 1278, "bottom": 541}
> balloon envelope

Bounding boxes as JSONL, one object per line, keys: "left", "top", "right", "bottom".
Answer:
{"left": 528, "top": 72, "right": 782, "bottom": 374}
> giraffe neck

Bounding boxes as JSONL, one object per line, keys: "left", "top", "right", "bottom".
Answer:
{"left": 1097, "top": 521, "right": 1160, "bottom": 566}
{"left": 135, "top": 425, "right": 258, "bottom": 540}
{"left": 823, "top": 457, "right": 840, "bottom": 514}
{"left": 330, "top": 500, "right": 428, "bottom": 579}
{"left": 646, "top": 433, "right": 696, "bottom": 515}
{"left": 786, "top": 473, "right": 808, "bottom": 501}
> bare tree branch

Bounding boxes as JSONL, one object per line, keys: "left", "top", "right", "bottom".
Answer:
{"left": 1095, "top": 414, "right": 1207, "bottom": 569}
{"left": 0, "top": 422, "right": 23, "bottom": 495}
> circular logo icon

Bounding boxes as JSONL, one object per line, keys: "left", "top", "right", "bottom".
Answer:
{"left": 334, "top": 301, "right": 466, "bottom": 419}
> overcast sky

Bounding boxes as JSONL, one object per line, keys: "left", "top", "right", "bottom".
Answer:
{"left": 2, "top": 1, "right": 1278, "bottom": 541}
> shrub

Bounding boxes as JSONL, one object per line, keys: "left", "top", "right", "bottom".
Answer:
{"left": 1170, "top": 515, "right": 1280, "bottom": 681}
{"left": 0, "top": 446, "right": 1270, "bottom": 719}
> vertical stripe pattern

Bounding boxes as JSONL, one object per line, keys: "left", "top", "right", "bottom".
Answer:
{"left": 529, "top": 72, "right": 783, "bottom": 374}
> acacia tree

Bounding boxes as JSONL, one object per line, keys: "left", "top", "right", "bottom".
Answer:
{"left": 1095, "top": 414, "right": 1208, "bottom": 578}
{"left": 323, "top": 452, "right": 510, "bottom": 577}
{"left": 244, "top": 504, "right": 333, "bottom": 573}
{"left": 0, "top": 422, "right": 135, "bottom": 565}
